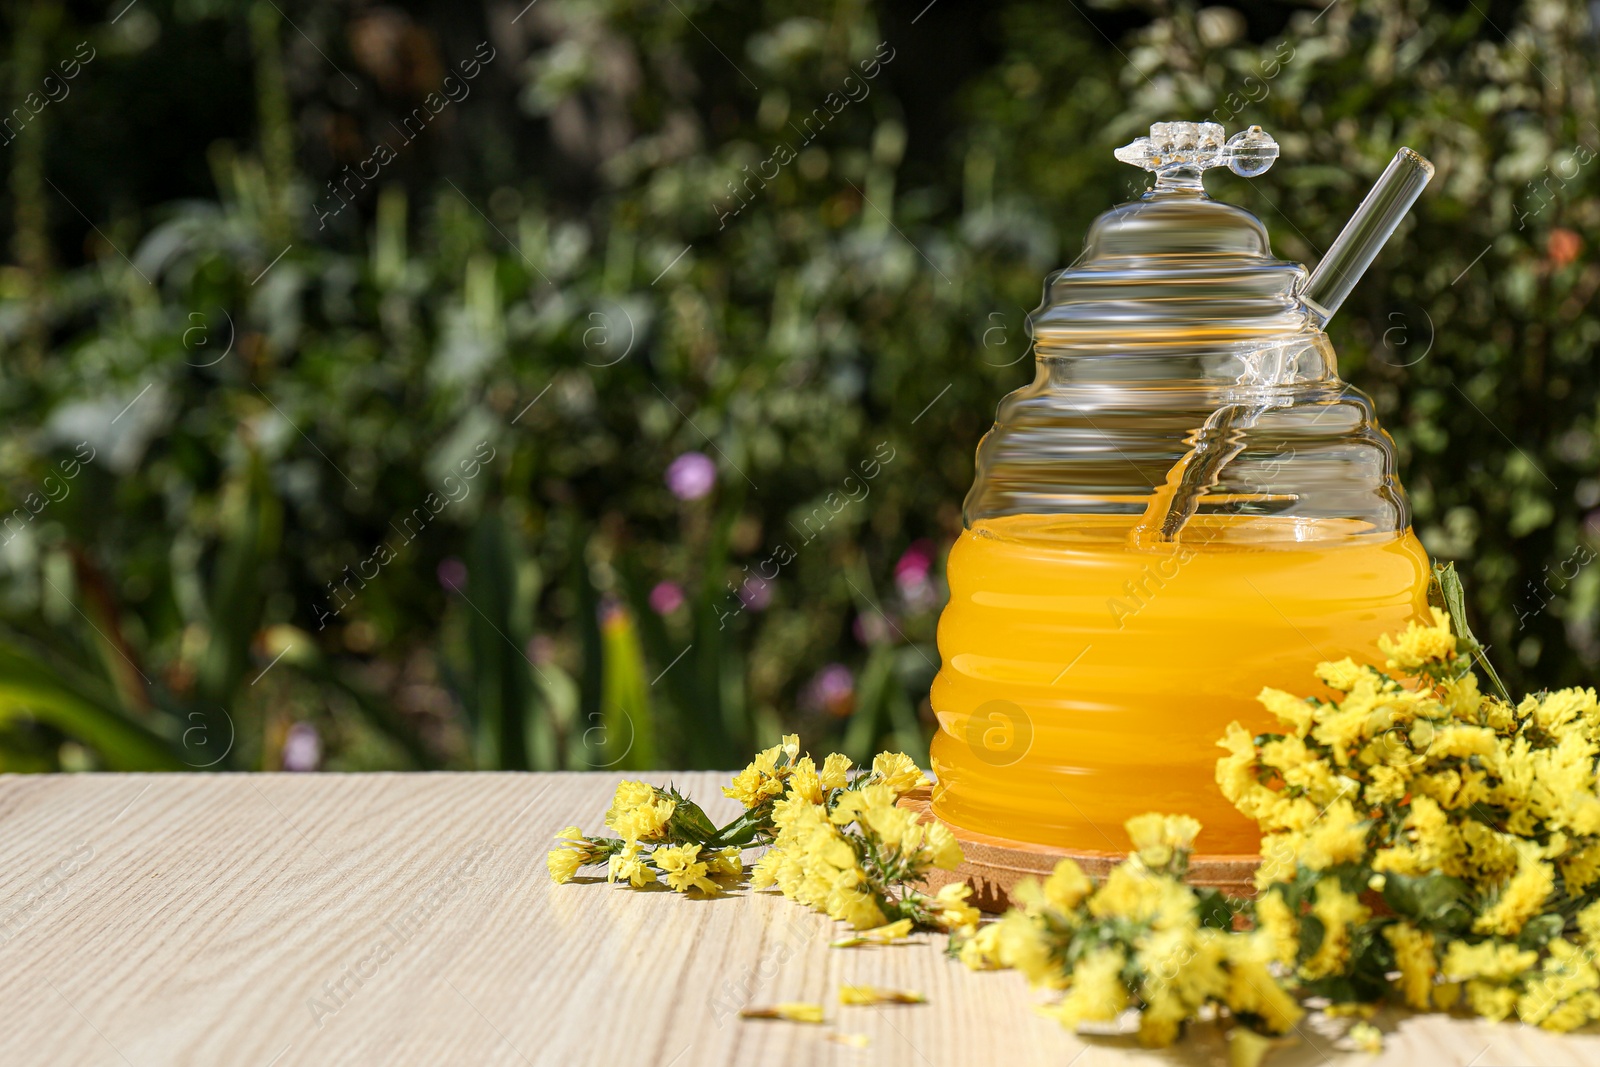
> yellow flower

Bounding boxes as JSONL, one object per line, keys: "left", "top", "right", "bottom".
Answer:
{"left": 1054, "top": 948, "right": 1128, "bottom": 1030}
{"left": 871, "top": 751, "right": 929, "bottom": 795}
{"left": 925, "top": 821, "right": 963, "bottom": 871}
{"left": 1577, "top": 899, "right": 1600, "bottom": 950}
{"left": 547, "top": 825, "right": 602, "bottom": 884}
{"left": 1383, "top": 922, "right": 1436, "bottom": 1010}
{"left": 819, "top": 752, "right": 853, "bottom": 790}
{"left": 1301, "top": 881, "right": 1369, "bottom": 979}
{"left": 1473, "top": 847, "right": 1555, "bottom": 937}
{"left": 1125, "top": 812, "right": 1201, "bottom": 870}
{"left": 1562, "top": 842, "right": 1600, "bottom": 894}
{"left": 1257, "top": 687, "right": 1316, "bottom": 737}
{"left": 1296, "top": 799, "right": 1368, "bottom": 870}
{"left": 1377, "top": 607, "right": 1456, "bottom": 670}
{"left": 958, "top": 922, "right": 1005, "bottom": 970}
{"left": 705, "top": 846, "right": 744, "bottom": 881}
{"left": 547, "top": 844, "right": 585, "bottom": 884}
{"left": 1314, "top": 657, "right": 1367, "bottom": 693}
{"left": 607, "top": 842, "right": 658, "bottom": 888}
{"left": 1465, "top": 979, "right": 1518, "bottom": 1022}
{"left": 605, "top": 780, "right": 676, "bottom": 842}
{"left": 993, "top": 910, "right": 1062, "bottom": 988}
{"left": 787, "top": 756, "right": 823, "bottom": 804}
{"left": 653, "top": 843, "right": 720, "bottom": 895}
{"left": 723, "top": 747, "right": 788, "bottom": 809}
{"left": 1040, "top": 857, "right": 1094, "bottom": 912}
{"left": 1440, "top": 939, "right": 1538, "bottom": 981}
{"left": 740, "top": 1002, "right": 825, "bottom": 1023}
{"left": 1224, "top": 935, "right": 1304, "bottom": 1034}
{"left": 1531, "top": 687, "right": 1599, "bottom": 734}
{"left": 1253, "top": 889, "right": 1298, "bottom": 967}
{"left": 1517, "top": 938, "right": 1600, "bottom": 1030}
{"left": 930, "top": 882, "right": 982, "bottom": 932}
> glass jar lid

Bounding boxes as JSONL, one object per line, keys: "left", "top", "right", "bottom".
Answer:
{"left": 1031, "top": 122, "right": 1314, "bottom": 346}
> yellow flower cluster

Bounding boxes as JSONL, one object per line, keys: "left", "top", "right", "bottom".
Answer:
{"left": 1217, "top": 602, "right": 1600, "bottom": 1029}
{"left": 549, "top": 742, "right": 963, "bottom": 939}
{"left": 958, "top": 813, "right": 1302, "bottom": 1049}
{"left": 722, "top": 734, "right": 804, "bottom": 809}
{"left": 545, "top": 779, "right": 741, "bottom": 896}
{"left": 749, "top": 748, "right": 966, "bottom": 932}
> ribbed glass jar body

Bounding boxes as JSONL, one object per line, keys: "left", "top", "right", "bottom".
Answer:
{"left": 928, "top": 334, "right": 1431, "bottom": 855}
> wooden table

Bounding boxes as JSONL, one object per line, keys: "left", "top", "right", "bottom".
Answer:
{"left": 0, "top": 772, "right": 1596, "bottom": 1066}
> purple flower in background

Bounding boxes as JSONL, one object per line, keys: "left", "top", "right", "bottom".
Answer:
{"left": 665, "top": 451, "right": 716, "bottom": 501}
{"left": 649, "top": 581, "right": 686, "bottom": 615}
{"left": 895, "top": 540, "right": 935, "bottom": 588}
{"left": 437, "top": 557, "right": 467, "bottom": 592}
{"left": 895, "top": 539, "right": 939, "bottom": 613}
{"left": 282, "top": 722, "right": 322, "bottom": 772}
{"left": 737, "top": 577, "right": 772, "bottom": 612}
{"left": 804, "top": 663, "right": 855, "bottom": 717}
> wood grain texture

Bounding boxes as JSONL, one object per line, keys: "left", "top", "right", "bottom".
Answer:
{"left": 0, "top": 772, "right": 1595, "bottom": 1067}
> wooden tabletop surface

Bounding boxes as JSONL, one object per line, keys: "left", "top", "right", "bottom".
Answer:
{"left": 0, "top": 771, "right": 1596, "bottom": 1066}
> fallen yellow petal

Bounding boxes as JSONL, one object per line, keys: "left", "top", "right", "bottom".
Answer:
{"left": 838, "top": 984, "right": 926, "bottom": 1006}
{"left": 740, "top": 1003, "right": 826, "bottom": 1024}
{"left": 826, "top": 1032, "right": 871, "bottom": 1048}
{"left": 830, "top": 918, "right": 914, "bottom": 947}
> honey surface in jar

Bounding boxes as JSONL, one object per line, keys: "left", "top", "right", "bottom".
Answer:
{"left": 928, "top": 512, "right": 1431, "bottom": 855}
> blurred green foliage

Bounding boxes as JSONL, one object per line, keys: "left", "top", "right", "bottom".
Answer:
{"left": 0, "top": 0, "right": 1594, "bottom": 772}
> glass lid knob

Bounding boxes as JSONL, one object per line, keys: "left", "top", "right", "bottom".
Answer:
{"left": 1114, "top": 121, "right": 1280, "bottom": 179}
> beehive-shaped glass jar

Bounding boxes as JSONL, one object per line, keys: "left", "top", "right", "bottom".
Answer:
{"left": 928, "top": 123, "right": 1431, "bottom": 856}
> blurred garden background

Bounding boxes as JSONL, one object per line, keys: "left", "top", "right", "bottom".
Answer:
{"left": 0, "top": 0, "right": 1594, "bottom": 772}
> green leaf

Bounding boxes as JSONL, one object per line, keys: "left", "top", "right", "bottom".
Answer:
{"left": 0, "top": 642, "right": 184, "bottom": 771}
{"left": 1517, "top": 912, "right": 1565, "bottom": 951}
{"left": 1431, "top": 562, "right": 1511, "bottom": 703}
{"left": 1381, "top": 871, "right": 1475, "bottom": 933}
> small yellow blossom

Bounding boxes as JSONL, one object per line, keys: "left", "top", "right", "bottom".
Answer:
{"left": 1253, "top": 889, "right": 1298, "bottom": 967}
{"left": 607, "top": 842, "right": 657, "bottom": 888}
{"left": 1377, "top": 607, "right": 1456, "bottom": 670}
{"left": 1383, "top": 922, "right": 1437, "bottom": 1010}
{"left": 723, "top": 746, "right": 789, "bottom": 809}
{"left": 820, "top": 752, "right": 853, "bottom": 790}
{"left": 1473, "top": 847, "right": 1555, "bottom": 937}
{"left": 605, "top": 780, "right": 676, "bottom": 842}
{"left": 547, "top": 825, "right": 603, "bottom": 884}
{"left": 1302, "top": 881, "right": 1369, "bottom": 979}
{"left": 1125, "top": 812, "right": 1201, "bottom": 869}
{"left": 787, "top": 756, "right": 823, "bottom": 804}
{"left": 653, "top": 843, "right": 720, "bottom": 895}
{"left": 1053, "top": 948, "right": 1129, "bottom": 1029}
{"left": 930, "top": 881, "right": 982, "bottom": 932}
{"left": 958, "top": 922, "right": 1005, "bottom": 970}
{"left": 705, "top": 846, "right": 744, "bottom": 881}
{"left": 1441, "top": 939, "right": 1538, "bottom": 981}
{"left": 1577, "top": 899, "right": 1600, "bottom": 950}
{"left": 870, "top": 752, "right": 930, "bottom": 795}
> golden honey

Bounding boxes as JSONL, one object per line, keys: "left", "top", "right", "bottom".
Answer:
{"left": 929, "top": 513, "right": 1431, "bottom": 854}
